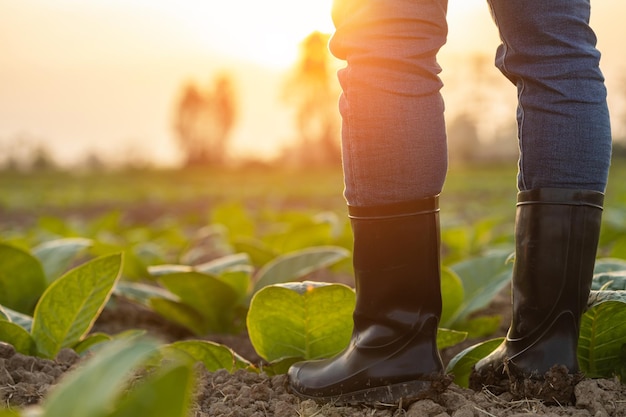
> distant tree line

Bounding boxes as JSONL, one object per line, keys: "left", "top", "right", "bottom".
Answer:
{"left": 5, "top": 44, "right": 626, "bottom": 172}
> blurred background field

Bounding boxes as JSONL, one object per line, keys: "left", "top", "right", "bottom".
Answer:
{"left": 3, "top": 161, "right": 626, "bottom": 276}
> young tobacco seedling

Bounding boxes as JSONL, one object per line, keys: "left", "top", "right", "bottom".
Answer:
{"left": 0, "top": 253, "right": 123, "bottom": 359}
{"left": 0, "top": 239, "right": 93, "bottom": 316}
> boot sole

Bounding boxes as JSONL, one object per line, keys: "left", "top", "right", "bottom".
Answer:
{"left": 289, "top": 376, "right": 451, "bottom": 407}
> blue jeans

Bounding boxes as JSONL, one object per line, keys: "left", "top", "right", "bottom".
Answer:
{"left": 330, "top": 0, "right": 612, "bottom": 207}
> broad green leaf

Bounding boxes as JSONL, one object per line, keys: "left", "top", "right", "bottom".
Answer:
{"left": 449, "top": 251, "right": 512, "bottom": 324}
{"left": 261, "top": 357, "right": 302, "bottom": 376}
{"left": 264, "top": 221, "right": 334, "bottom": 253}
{"left": 195, "top": 253, "right": 251, "bottom": 275}
{"left": 248, "top": 282, "right": 355, "bottom": 362}
{"left": 0, "top": 409, "right": 22, "bottom": 417}
{"left": 108, "top": 364, "right": 195, "bottom": 417}
{"left": 588, "top": 290, "right": 626, "bottom": 307}
{"left": 0, "top": 243, "right": 47, "bottom": 314}
{"left": 72, "top": 333, "right": 112, "bottom": 355}
{"left": 579, "top": 300, "right": 626, "bottom": 378}
{"left": 148, "top": 264, "right": 194, "bottom": 277}
{"left": 162, "top": 340, "right": 252, "bottom": 372}
{"left": 233, "top": 237, "right": 280, "bottom": 266}
{"left": 593, "top": 258, "right": 626, "bottom": 274}
{"left": 453, "top": 315, "right": 501, "bottom": 339}
{"left": 591, "top": 271, "right": 626, "bottom": 291}
{"left": 253, "top": 246, "right": 350, "bottom": 294}
{"left": 211, "top": 202, "right": 256, "bottom": 239}
{"left": 158, "top": 272, "right": 239, "bottom": 334}
{"left": 114, "top": 281, "right": 177, "bottom": 307}
{"left": 32, "top": 238, "right": 93, "bottom": 284}
{"left": 0, "top": 321, "right": 35, "bottom": 355}
{"left": 42, "top": 338, "right": 158, "bottom": 417}
{"left": 0, "top": 305, "right": 33, "bottom": 332}
{"left": 149, "top": 298, "right": 208, "bottom": 335}
{"left": 31, "top": 253, "right": 123, "bottom": 358}
{"left": 217, "top": 267, "right": 253, "bottom": 303}
{"left": 436, "top": 328, "right": 467, "bottom": 350}
{"left": 440, "top": 267, "right": 464, "bottom": 328}
{"left": 446, "top": 338, "right": 504, "bottom": 387}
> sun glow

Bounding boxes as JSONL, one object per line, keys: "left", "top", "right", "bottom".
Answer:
{"left": 154, "top": 0, "right": 336, "bottom": 69}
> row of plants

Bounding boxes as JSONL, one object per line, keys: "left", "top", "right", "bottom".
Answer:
{"left": 2, "top": 233, "right": 625, "bottom": 374}
{"left": 2, "top": 195, "right": 626, "bottom": 415}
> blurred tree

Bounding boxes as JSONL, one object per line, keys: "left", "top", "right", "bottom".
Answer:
{"left": 282, "top": 31, "right": 341, "bottom": 166}
{"left": 173, "top": 74, "right": 237, "bottom": 167}
{"left": 0, "top": 134, "right": 56, "bottom": 172}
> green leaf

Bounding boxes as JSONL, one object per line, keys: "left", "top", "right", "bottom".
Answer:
{"left": 591, "top": 271, "right": 626, "bottom": 291}
{"left": 247, "top": 282, "right": 355, "bottom": 362}
{"left": 217, "top": 267, "right": 253, "bottom": 303}
{"left": 108, "top": 363, "right": 194, "bottom": 417}
{"left": 253, "top": 246, "right": 350, "bottom": 294}
{"left": 211, "top": 202, "right": 256, "bottom": 239}
{"left": 72, "top": 333, "right": 112, "bottom": 355}
{"left": 232, "top": 237, "right": 278, "bottom": 267}
{"left": 31, "top": 253, "right": 123, "bottom": 358}
{"left": 195, "top": 253, "right": 251, "bottom": 275}
{"left": 149, "top": 298, "right": 208, "bottom": 335}
{"left": 162, "top": 340, "right": 252, "bottom": 372}
{"left": 261, "top": 357, "right": 302, "bottom": 376}
{"left": 0, "top": 305, "right": 7, "bottom": 321}
{"left": 436, "top": 328, "right": 467, "bottom": 350}
{"left": 440, "top": 267, "right": 464, "bottom": 328}
{"left": 148, "top": 264, "right": 193, "bottom": 277}
{"left": 0, "top": 305, "right": 33, "bottom": 332}
{"left": 0, "top": 243, "right": 47, "bottom": 314}
{"left": 0, "top": 409, "right": 22, "bottom": 417}
{"left": 579, "top": 300, "right": 626, "bottom": 378}
{"left": 448, "top": 251, "right": 512, "bottom": 324}
{"left": 588, "top": 290, "right": 626, "bottom": 307}
{"left": 593, "top": 258, "right": 626, "bottom": 274}
{"left": 114, "top": 281, "right": 177, "bottom": 307}
{"left": 41, "top": 338, "right": 158, "bottom": 417}
{"left": 32, "top": 238, "right": 93, "bottom": 284}
{"left": 453, "top": 315, "right": 502, "bottom": 339}
{"left": 0, "top": 321, "right": 36, "bottom": 355}
{"left": 445, "top": 338, "right": 504, "bottom": 388}
{"left": 264, "top": 221, "right": 334, "bottom": 253}
{"left": 158, "top": 272, "right": 239, "bottom": 334}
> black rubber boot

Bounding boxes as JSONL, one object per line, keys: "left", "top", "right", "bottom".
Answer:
{"left": 470, "top": 188, "right": 604, "bottom": 403}
{"left": 287, "top": 196, "right": 450, "bottom": 406}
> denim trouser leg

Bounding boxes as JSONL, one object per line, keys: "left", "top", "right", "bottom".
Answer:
{"left": 487, "top": 0, "right": 612, "bottom": 193}
{"left": 330, "top": 0, "right": 449, "bottom": 207}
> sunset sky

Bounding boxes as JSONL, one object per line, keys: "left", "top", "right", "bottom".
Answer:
{"left": 1, "top": 0, "right": 625, "bottom": 167}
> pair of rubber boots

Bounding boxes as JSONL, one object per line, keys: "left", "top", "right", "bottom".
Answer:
{"left": 288, "top": 188, "right": 604, "bottom": 406}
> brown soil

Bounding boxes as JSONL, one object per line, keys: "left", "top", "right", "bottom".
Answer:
{"left": 1, "top": 295, "right": 625, "bottom": 416}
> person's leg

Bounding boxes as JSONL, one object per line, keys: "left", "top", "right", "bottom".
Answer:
{"left": 287, "top": 0, "right": 450, "bottom": 405}
{"left": 471, "top": 0, "right": 612, "bottom": 404}
{"left": 488, "top": 0, "right": 611, "bottom": 192}
{"left": 331, "top": 0, "right": 449, "bottom": 207}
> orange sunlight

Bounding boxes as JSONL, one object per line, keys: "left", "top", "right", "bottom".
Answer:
{"left": 1, "top": 0, "right": 624, "bottom": 168}
{"left": 151, "top": 0, "right": 336, "bottom": 69}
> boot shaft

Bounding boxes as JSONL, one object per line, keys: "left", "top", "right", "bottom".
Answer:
{"left": 349, "top": 196, "right": 442, "bottom": 330}
{"left": 510, "top": 188, "right": 603, "bottom": 340}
